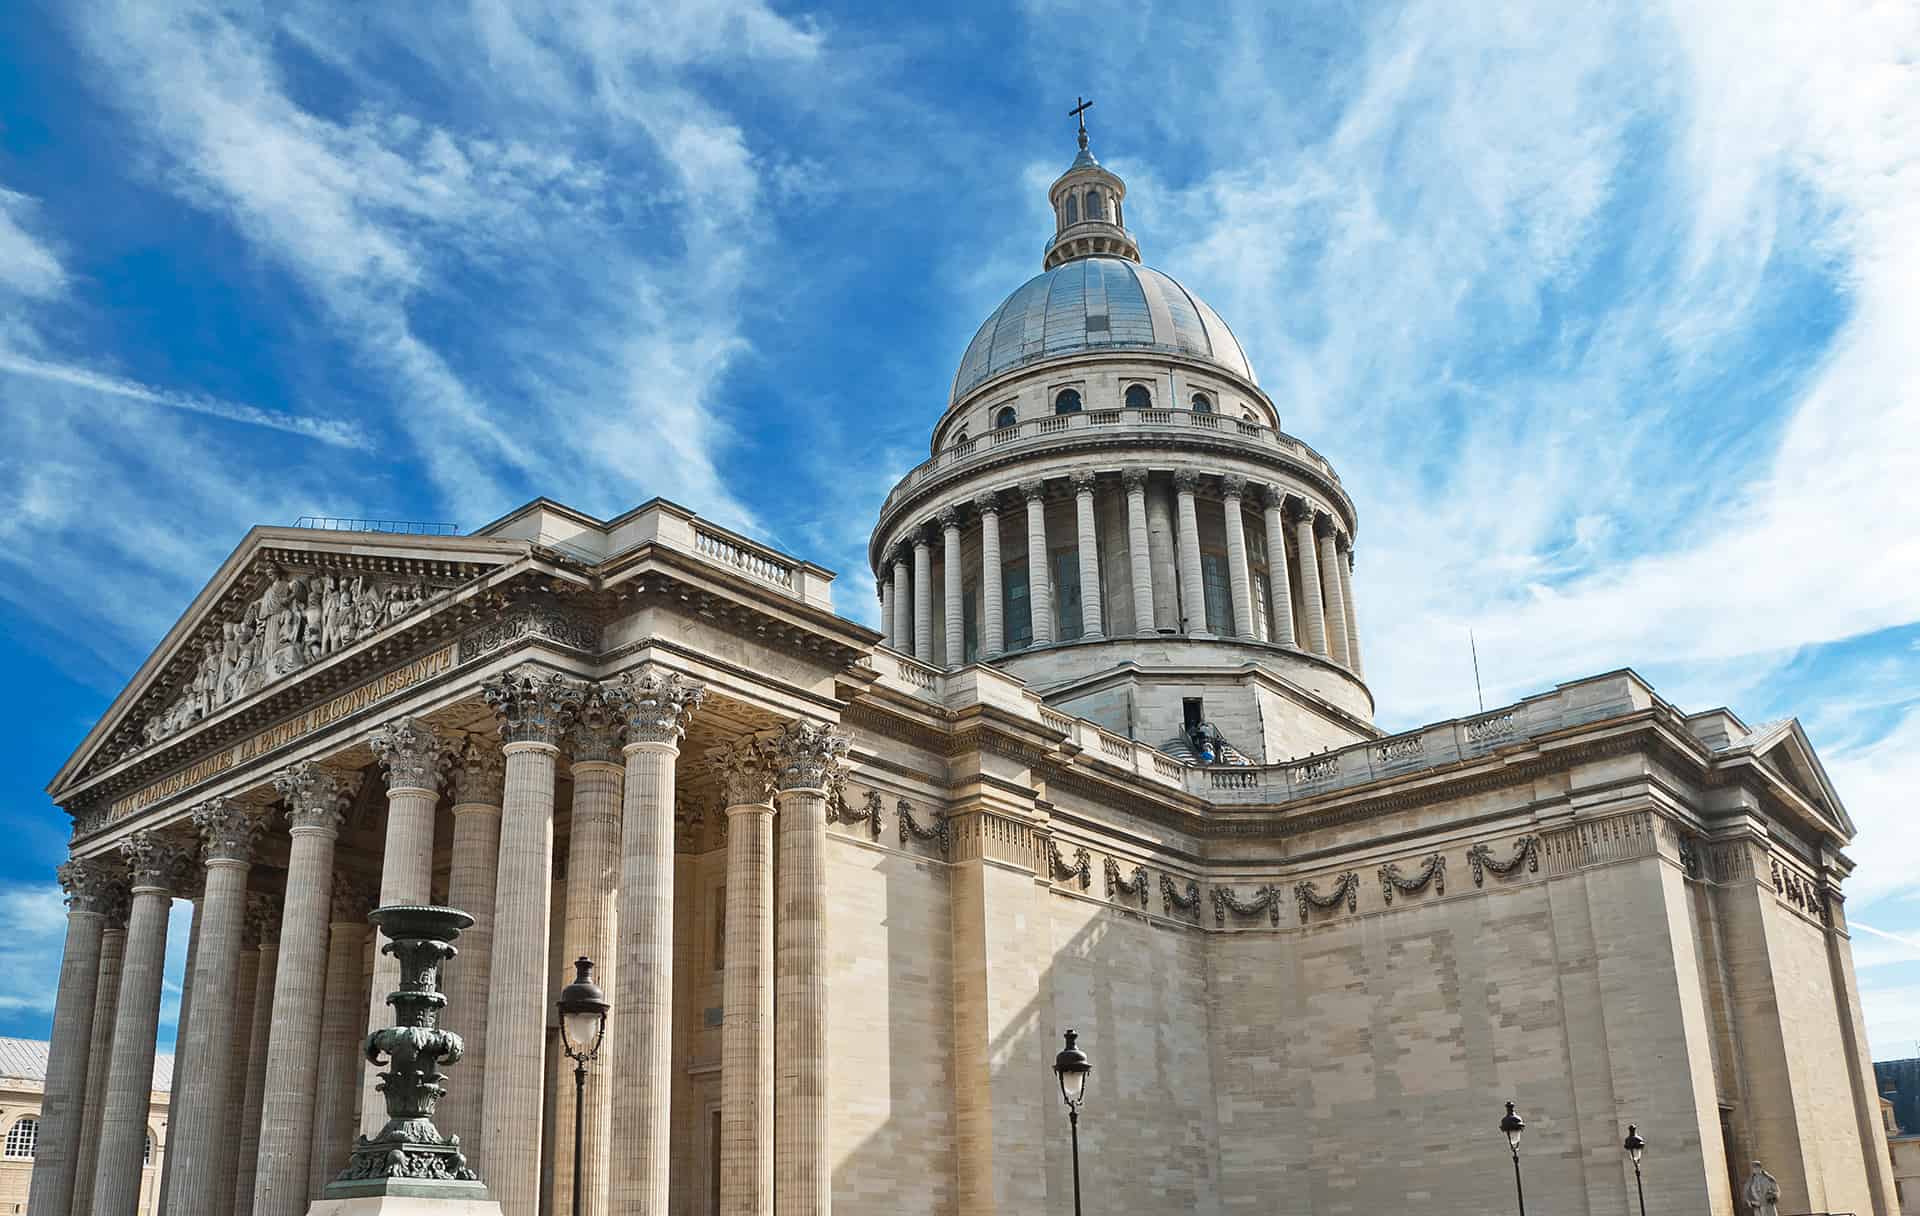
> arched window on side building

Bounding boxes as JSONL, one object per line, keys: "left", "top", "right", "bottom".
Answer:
{"left": 5, "top": 1116, "right": 38, "bottom": 1159}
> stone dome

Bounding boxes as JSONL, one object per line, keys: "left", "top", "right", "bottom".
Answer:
{"left": 949, "top": 257, "right": 1256, "bottom": 405}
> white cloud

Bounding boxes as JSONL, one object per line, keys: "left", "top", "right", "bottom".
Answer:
{"left": 0, "top": 884, "right": 70, "bottom": 1016}
{"left": 0, "top": 189, "right": 65, "bottom": 299}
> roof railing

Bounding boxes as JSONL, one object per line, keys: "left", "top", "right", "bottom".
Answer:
{"left": 293, "top": 516, "right": 460, "bottom": 536}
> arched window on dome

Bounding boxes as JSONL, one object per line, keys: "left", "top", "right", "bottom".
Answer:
{"left": 994, "top": 405, "right": 1018, "bottom": 430}
{"left": 1054, "top": 388, "right": 1083, "bottom": 415}
{"left": 1124, "top": 384, "right": 1152, "bottom": 409}
{"left": 1190, "top": 392, "right": 1214, "bottom": 414}
{"left": 1064, "top": 195, "right": 1079, "bottom": 225}
{"left": 951, "top": 428, "right": 969, "bottom": 449}
{"left": 1241, "top": 409, "right": 1258, "bottom": 423}
{"left": 1085, "top": 189, "right": 1103, "bottom": 222}
{"left": 5, "top": 1116, "right": 38, "bottom": 1159}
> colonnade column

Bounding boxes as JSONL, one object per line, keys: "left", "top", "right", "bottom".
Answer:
{"left": 1122, "top": 468, "right": 1155, "bottom": 635}
{"left": 878, "top": 581, "right": 894, "bottom": 650}
{"left": 216, "top": 912, "right": 260, "bottom": 1214}
{"left": 71, "top": 885, "right": 130, "bottom": 1216}
{"left": 556, "top": 687, "right": 627, "bottom": 1216}
{"left": 1173, "top": 471, "right": 1208, "bottom": 636}
{"left": 308, "top": 877, "right": 376, "bottom": 1197}
{"left": 232, "top": 894, "right": 281, "bottom": 1216}
{"left": 27, "top": 857, "right": 116, "bottom": 1216}
{"left": 1071, "top": 471, "right": 1102, "bottom": 639}
{"left": 941, "top": 508, "right": 965, "bottom": 667}
{"left": 253, "top": 764, "right": 353, "bottom": 1216}
{"left": 1220, "top": 476, "right": 1256, "bottom": 638}
{"left": 1259, "top": 485, "right": 1297, "bottom": 647}
{"left": 715, "top": 736, "right": 776, "bottom": 1216}
{"left": 439, "top": 736, "right": 505, "bottom": 1174}
{"left": 889, "top": 550, "right": 912, "bottom": 655}
{"left": 911, "top": 534, "right": 935, "bottom": 665}
{"left": 171, "top": 800, "right": 262, "bottom": 1216}
{"left": 975, "top": 493, "right": 1004, "bottom": 658}
{"left": 1145, "top": 476, "right": 1179, "bottom": 631}
{"left": 362, "top": 716, "right": 451, "bottom": 1136}
{"left": 480, "top": 668, "right": 579, "bottom": 1216}
{"left": 773, "top": 721, "right": 849, "bottom": 1216}
{"left": 94, "top": 831, "right": 191, "bottom": 1216}
{"left": 1021, "top": 482, "right": 1054, "bottom": 647}
{"left": 1339, "top": 541, "right": 1364, "bottom": 676}
{"left": 155, "top": 879, "right": 201, "bottom": 1215}
{"left": 609, "top": 666, "right": 705, "bottom": 1216}
{"left": 1290, "top": 500, "right": 1328, "bottom": 655}
{"left": 1316, "top": 515, "right": 1351, "bottom": 667}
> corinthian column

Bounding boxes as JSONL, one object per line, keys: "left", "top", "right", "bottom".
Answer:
{"left": 1174, "top": 471, "right": 1207, "bottom": 636}
{"left": 975, "top": 493, "right": 1004, "bottom": 658}
{"left": 1316, "top": 515, "right": 1351, "bottom": 666}
{"left": 911, "top": 533, "right": 934, "bottom": 665}
{"left": 362, "top": 715, "right": 451, "bottom": 1136}
{"left": 555, "top": 685, "right": 627, "bottom": 1216}
{"left": 480, "top": 668, "right": 580, "bottom": 1216}
{"left": 1290, "top": 500, "right": 1328, "bottom": 655}
{"left": 309, "top": 876, "right": 377, "bottom": 1196}
{"left": 1021, "top": 482, "right": 1053, "bottom": 647}
{"left": 215, "top": 906, "right": 260, "bottom": 1214}
{"left": 252, "top": 764, "right": 354, "bottom": 1216}
{"left": 940, "top": 508, "right": 965, "bottom": 668}
{"left": 1259, "top": 485, "right": 1296, "bottom": 647}
{"left": 1339, "top": 540, "right": 1364, "bottom": 676}
{"left": 27, "top": 857, "right": 117, "bottom": 1216}
{"left": 93, "top": 831, "right": 190, "bottom": 1216}
{"left": 714, "top": 736, "right": 776, "bottom": 1216}
{"left": 232, "top": 894, "right": 280, "bottom": 1216}
{"left": 439, "top": 736, "right": 504, "bottom": 1174}
{"left": 889, "top": 548, "right": 912, "bottom": 655}
{"left": 1220, "top": 476, "right": 1256, "bottom": 639}
{"left": 608, "top": 667, "right": 704, "bottom": 1216}
{"left": 773, "top": 721, "right": 848, "bottom": 1216}
{"left": 878, "top": 580, "right": 894, "bottom": 650}
{"left": 1122, "top": 468, "right": 1155, "bottom": 635}
{"left": 1071, "top": 471, "right": 1103, "bottom": 639}
{"left": 72, "top": 885, "right": 130, "bottom": 1216}
{"left": 170, "top": 799, "right": 263, "bottom": 1216}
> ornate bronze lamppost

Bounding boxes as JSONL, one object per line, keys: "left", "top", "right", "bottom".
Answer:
{"left": 323, "top": 904, "right": 487, "bottom": 1201}
{"left": 1053, "top": 1030, "right": 1092, "bottom": 1216}
{"left": 557, "top": 957, "right": 610, "bottom": 1216}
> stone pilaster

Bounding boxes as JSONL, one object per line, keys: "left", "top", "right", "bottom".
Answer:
{"left": 1070, "top": 471, "right": 1102, "bottom": 639}
{"left": 940, "top": 507, "right": 965, "bottom": 667}
{"left": 1315, "top": 514, "right": 1351, "bottom": 666}
{"left": 889, "top": 548, "right": 912, "bottom": 655}
{"left": 481, "top": 667, "right": 580, "bottom": 1216}
{"left": 170, "top": 798, "right": 262, "bottom": 1216}
{"left": 92, "top": 831, "right": 190, "bottom": 1216}
{"left": 1220, "top": 475, "right": 1255, "bottom": 638}
{"left": 309, "top": 876, "right": 377, "bottom": 1196}
{"left": 974, "top": 493, "right": 1004, "bottom": 658}
{"left": 609, "top": 666, "right": 704, "bottom": 1216}
{"left": 1338, "top": 539, "right": 1363, "bottom": 676}
{"left": 72, "top": 884, "right": 129, "bottom": 1216}
{"left": 1145, "top": 475, "right": 1179, "bottom": 631}
{"left": 252, "top": 764, "right": 353, "bottom": 1216}
{"left": 361, "top": 714, "right": 452, "bottom": 1136}
{"left": 555, "top": 683, "right": 627, "bottom": 1216}
{"left": 28, "top": 857, "right": 117, "bottom": 1216}
{"left": 1290, "top": 499, "right": 1328, "bottom": 655}
{"left": 232, "top": 893, "right": 280, "bottom": 1216}
{"left": 715, "top": 736, "right": 776, "bottom": 1216}
{"left": 773, "top": 720, "right": 848, "bottom": 1216}
{"left": 1259, "top": 485, "right": 1296, "bottom": 647}
{"left": 911, "top": 533, "right": 934, "bottom": 665}
{"left": 1021, "top": 482, "right": 1054, "bottom": 647}
{"left": 439, "top": 736, "right": 505, "bottom": 1174}
{"left": 1122, "top": 468, "right": 1155, "bottom": 636}
{"left": 1174, "top": 471, "right": 1208, "bottom": 635}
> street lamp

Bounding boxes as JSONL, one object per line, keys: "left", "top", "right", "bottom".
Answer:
{"left": 1500, "top": 1101, "right": 1527, "bottom": 1216}
{"left": 1623, "top": 1124, "right": 1648, "bottom": 1216}
{"left": 557, "top": 957, "right": 610, "bottom": 1216}
{"left": 1053, "top": 1030, "right": 1092, "bottom": 1216}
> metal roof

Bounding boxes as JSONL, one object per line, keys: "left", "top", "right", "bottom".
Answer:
{"left": 0, "top": 1037, "right": 172, "bottom": 1092}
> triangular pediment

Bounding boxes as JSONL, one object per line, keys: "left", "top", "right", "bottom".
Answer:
{"left": 1746, "top": 718, "right": 1856, "bottom": 838}
{"left": 50, "top": 525, "right": 528, "bottom": 801}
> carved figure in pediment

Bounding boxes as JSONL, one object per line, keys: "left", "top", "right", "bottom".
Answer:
{"left": 357, "top": 579, "right": 385, "bottom": 636}
{"left": 302, "top": 576, "right": 325, "bottom": 659}
{"left": 218, "top": 621, "right": 241, "bottom": 702}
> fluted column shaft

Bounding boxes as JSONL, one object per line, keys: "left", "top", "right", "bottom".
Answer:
{"left": 911, "top": 538, "right": 934, "bottom": 664}
{"left": 879, "top": 580, "right": 895, "bottom": 649}
{"left": 1338, "top": 544, "right": 1364, "bottom": 676}
{"left": 941, "top": 513, "right": 965, "bottom": 667}
{"left": 1175, "top": 476, "right": 1207, "bottom": 635}
{"left": 889, "top": 558, "right": 911, "bottom": 654}
{"left": 1145, "top": 479, "right": 1179, "bottom": 631}
{"left": 216, "top": 946, "right": 259, "bottom": 1210}
{"left": 361, "top": 782, "right": 438, "bottom": 1136}
{"left": 556, "top": 756, "right": 623, "bottom": 1216}
{"left": 481, "top": 740, "right": 560, "bottom": 1216}
{"left": 71, "top": 921, "right": 127, "bottom": 1216}
{"left": 720, "top": 793, "right": 775, "bottom": 1216}
{"left": 1317, "top": 521, "right": 1351, "bottom": 666}
{"left": 439, "top": 770, "right": 503, "bottom": 1173}
{"left": 1221, "top": 482, "right": 1256, "bottom": 638}
{"left": 1072, "top": 477, "right": 1102, "bottom": 638}
{"left": 978, "top": 503, "right": 1004, "bottom": 658}
{"left": 1260, "top": 495, "right": 1297, "bottom": 647}
{"left": 1023, "top": 487, "right": 1054, "bottom": 647}
{"left": 232, "top": 935, "right": 278, "bottom": 1216}
{"left": 1124, "top": 473, "right": 1155, "bottom": 635}
{"left": 1292, "top": 508, "right": 1329, "bottom": 655}
{"left": 94, "top": 841, "right": 182, "bottom": 1216}
{"left": 309, "top": 910, "right": 371, "bottom": 1195}
{"left": 28, "top": 867, "right": 109, "bottom": 1216}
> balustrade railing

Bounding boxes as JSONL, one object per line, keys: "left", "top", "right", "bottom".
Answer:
{"left": 694, "top": 526, "right": 795, "bottom": 590}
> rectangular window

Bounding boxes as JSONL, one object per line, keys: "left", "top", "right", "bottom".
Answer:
{"left": 1200, "top": 552, "right": 1229, "bottom": 634}
{"left": 1250, "top": 562, "right": 1271, "bottom": 641}
{"left": 963, "top": 579, "right": 979, "bottom": 663}
{"left": 1053, "top": 549, "right": 1083, "bottom": 640}
{"left": 710, "top": 1108, "right": 723, "bottom": 1215}
{"left": 1004, "top": 559, "right": 1032, "bottom": 649}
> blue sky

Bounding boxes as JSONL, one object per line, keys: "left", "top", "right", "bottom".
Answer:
{"left": 2, "top": 1, "right": 1917, "bottom": 1060}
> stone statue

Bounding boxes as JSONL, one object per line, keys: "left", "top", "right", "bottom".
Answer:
{"left": 1743, "top": 1161, "right": 1779, "bottom": 1216}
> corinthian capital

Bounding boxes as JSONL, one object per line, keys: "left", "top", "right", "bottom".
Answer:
{"left": 1121, "top": 467, "right": 1149, "bottom": 493}
{"left": 938, "top": 506, "right": 964, "bottom": 532}
{"left": 272, "top": 761, "right": 356, "bottom": 833}
{"left": 483, "top": 666, "right": 582, "bottom": 747}
{"left": 56, "top": 856, "right": 120, "bottom": 914}
{"left": 451, "top": 736, "right": 506, "bottom": 805}
{"left": 613, "top": 665, "right": 706, "bottom": 747}
{"left": 971, "top": 491, "right": 1002, "bottom": 516}
{"left": 119, "top": 831, "right": 193, "bottom": 892}
{"left": 190, "top": 797, "right": 263, "bottom": 864}
{"left": 772, "top": 719, "right": 850, "bottom": 793}
{"left": 1219, "top": 474, "right": 1248, "bottom": 499}
{"left": 370, "top": 716, "right": 453, "bottom": 793}
{"left": 1070, "top": 469, "right": 1098, "bottom": 495}
{"left": 712, "top": 734, "right": 776, "bottom": 808}
{"left": 570, "top": 681, "right": 629, "bottom": 763}
{"left": 245, "top": 891, "right": 283, "bottom": 948}
{"left": 330, "top": 875, "right": 378, "bottom": 925}
{"left": 1172, "top": 469, "right": 1202, "bottom": 494}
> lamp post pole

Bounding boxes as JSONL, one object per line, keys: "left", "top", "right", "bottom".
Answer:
{"left": 1500, "top": 1101, "right": 1527, "bottom": 1216}
{"left": 571, "top": 1055, "right": 587, "bottom": 1216}
{"left": 1623, "top": 1124, "right": 1647, "bottom": 1216}
{"left": 1054, "top": 1030, "right": 1092, "bottom": 1216}
{"left": 556, "top": 957, "right": 610, "bottom": 1216}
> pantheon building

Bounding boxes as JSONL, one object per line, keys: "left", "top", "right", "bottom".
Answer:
{"left": 28, "top": 125, "right": 1894, "bottom": 1216}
